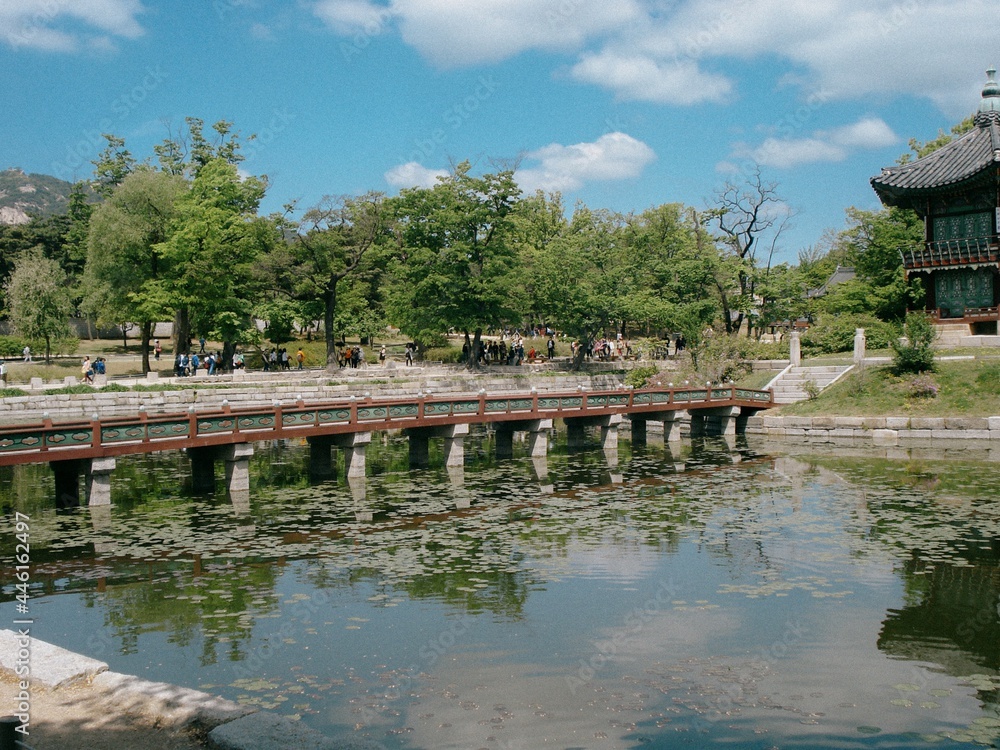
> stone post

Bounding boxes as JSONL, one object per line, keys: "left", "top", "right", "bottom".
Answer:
{"left": 853, "top": 327, "right": 866, "bottom": 365}
{"left": 189, "top": 446, "right": 217, "bottom": 493}
{"left": 789, "top": 330, "right": 801, "bottom": 367}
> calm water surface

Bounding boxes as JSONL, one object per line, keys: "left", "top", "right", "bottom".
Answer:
{"left": 2, "top": 429, "right": 1000, "bottom": 749}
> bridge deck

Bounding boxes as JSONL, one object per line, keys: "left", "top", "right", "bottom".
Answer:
{"left": 0, "top": 385, "right": 773, "bottom": 466}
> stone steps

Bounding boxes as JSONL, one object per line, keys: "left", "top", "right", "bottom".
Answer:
{"left": 768, "top": 364, "right": 854, "bottom": 404}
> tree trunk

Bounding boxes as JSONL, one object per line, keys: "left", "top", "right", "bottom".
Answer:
{"left": 121, "top": 325, "right": 128, "bottom": 352}
{"left": 173, "top": 308, "right": 190, "bottom": 356}
{"left": 324, "top": 286, "right": 338, "bottom": 369}
{"left": 466, "top": 329, "right": 483, "bottom": 371}
{"left": 44, "top": 335, "right": 51, "bottom": 364}
{"left": 141, "top": 321, "right": 152, "bottom": 374}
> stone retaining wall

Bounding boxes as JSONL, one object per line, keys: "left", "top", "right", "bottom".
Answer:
{"left": 746, "top": 414, "right": 1000, "bottom": 445}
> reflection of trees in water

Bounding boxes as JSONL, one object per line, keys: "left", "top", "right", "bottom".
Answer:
{"left": 80, "top": 558, "right": 281, "bottom": 665}
{"left": 879, "top": 555, "right": 1000, "bottom": 677}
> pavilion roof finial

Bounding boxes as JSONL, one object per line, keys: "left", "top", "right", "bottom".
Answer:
{"left": 979, "top": 66, "right": 1000, "bottom": 114}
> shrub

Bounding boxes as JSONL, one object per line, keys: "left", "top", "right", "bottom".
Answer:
{"left": 907, "top": 374, "right": 939, "bottom": 399}
{"left": 0, "top": 335, "right": 32, "bottom": 358}
{"left": 423, "top": 346, "right": 464, "bottom": 364}
{"left": 625, "top": 365, "right": 659, "bottom": 389}
{"left": 891, "top": 312, "right": 936, "bottom": 374}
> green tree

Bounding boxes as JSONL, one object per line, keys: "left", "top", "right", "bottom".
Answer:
{"left": 153, "top": 159, "right": 276, "bottom": 360}
{"left": 287, "top": 192, "right": 392, "bottom": 367}
{"left": 3, "top": 250, "right": 74, "bottom": 362}
{"left": 830, "top": 206, "right": 923, "bottom": 321}
{"left": 82, "top": 169, "right": 187, "bottom": 372}
{"left": 388, "top": 162, "right": 522, "bottom": 367}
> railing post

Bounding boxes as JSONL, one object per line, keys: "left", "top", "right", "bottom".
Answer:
{"left": 91, "top": 413, "right": 101, "bottom": 449}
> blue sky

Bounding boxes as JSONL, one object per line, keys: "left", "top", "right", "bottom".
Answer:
{"left": 1, "top": 0, "right": 997, "bottom": 263}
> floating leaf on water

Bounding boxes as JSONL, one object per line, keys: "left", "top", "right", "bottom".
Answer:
{"left": 928, "top": 688, "right": 952, "bottom": 697}
{"left": 856, "top": 726, "right": 881, "bottom": 734}
{"left": 972, "top": 717, "right": 1000, "bottom": 728}
{"left": 890, "top": 699, "right": 913, "bottom": 707}
{"left": 919, "top": 701, "right": 940, "bottom": 709}
{"left": 892, "top": 683, "right": 921, "bottom": 692}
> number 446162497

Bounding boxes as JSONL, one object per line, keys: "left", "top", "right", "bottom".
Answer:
{"left": 14, "top": 512, "right": 29, "bottom": 608}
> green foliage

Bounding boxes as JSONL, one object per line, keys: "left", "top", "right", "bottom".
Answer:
{"left": 0, "top": 388, "right": 28, "bottom": 397}
{"left": 802, "top": 314, "right": 899, "bottom": 354}
{"left": 0, "top": 335, "right": 33, "bottom": 357}
{"left": 829, "top": 207, "right": 923, "bottom": 321}
{"left": 3, "top": 249, "right": 75, "bottom": 361}
{"left": 624, "top": 365, "right": 659, "bottom": 389}
{"left": 422, "top": 345, "right": 464, "bottom": 364}
{"left": 387, "top": 163, "right": 523, "bottom": 353}
{"left": 891, "top": 311, "right": 936, "bottom": 374}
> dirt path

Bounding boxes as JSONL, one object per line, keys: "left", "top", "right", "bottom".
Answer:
{"left": 1, "top": 672, "right": 207, "bottom": 750}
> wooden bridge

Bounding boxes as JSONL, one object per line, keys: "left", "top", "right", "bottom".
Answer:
{"left": 0, "top": 384, "right": 773, "bottom": 507}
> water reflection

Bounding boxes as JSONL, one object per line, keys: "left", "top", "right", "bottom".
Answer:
{"left": 2, "top": 433, "right": 1000, "bottom": 747}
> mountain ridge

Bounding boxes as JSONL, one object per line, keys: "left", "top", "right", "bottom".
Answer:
{"left": 0, "top": 168, "right": 78, "bottom": 225}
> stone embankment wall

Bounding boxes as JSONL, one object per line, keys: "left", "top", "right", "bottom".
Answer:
{"left": 0, "top": 371, "right": 626, "bottom": 424}
{"left": 746, "top": 414, "right": 1000, "bottom": 445}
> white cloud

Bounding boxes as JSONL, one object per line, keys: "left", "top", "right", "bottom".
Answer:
{"left": 312, "top": 0, "right": 389, "bottom": 36}
{"left": 312, "top": 0, "right": 644, "bottom": 67}
{"left": 515, "top": 132, "right": 656, "bottom": 193}
{"left": 727, "top": 116, "right": 899, "bottom": 169}
{"left": 384, "top": 161, "right": 448, "bottom": 189}
{"left": 0, "top": 0, "right": 145, "bottom": 52}
{"left": 311, "top": 0, "right": 997, "bottom": 118}
{"left": 570, "top": 51, "right": 732, "bottom": 105}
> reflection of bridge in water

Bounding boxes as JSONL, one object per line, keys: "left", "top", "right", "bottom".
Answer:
{"left": 0, "top": 385, "right": 773, "bottom": 507}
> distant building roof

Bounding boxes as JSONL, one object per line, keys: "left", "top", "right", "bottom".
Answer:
{"left": 806, "top": 265, "right": 856, "bottom": 298}
{"left": 871, "top": 68, "right": 1000, "bottom": 208}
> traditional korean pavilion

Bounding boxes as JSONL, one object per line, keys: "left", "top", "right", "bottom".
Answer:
{"left": 871, "top": 68, "right": 1000, "bottom": 335}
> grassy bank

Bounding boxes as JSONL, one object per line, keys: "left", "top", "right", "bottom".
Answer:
{"left": 778, "top": 357, "right": 1000, "bottom": 417}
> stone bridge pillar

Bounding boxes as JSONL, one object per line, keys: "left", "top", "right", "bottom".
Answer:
{"left": 564, "top": 414, "right": 622, "bottom": 451}
{"left": 332, "top": 432, "right": 371, "bottom": 478}
{"left": 689, "top": 406, "right": 740, "bottom": 437}
{"left": 189, "top": 443, "right": 255, "bottom": 494}
{"left": 222, "top": 443, "right": 254, "bottom": 494}
{"left": 85, "top": 457, "right": 117, "bottom": 506}
{"left": 494, "top": 419, "right": 552, "bottom": 460}
{"left": 629, "top": 411, "right": 685, "bottom": 446}
{"left": 52, "top": 459, "right": 82, "bottom": 509}
{"left": 308, "top": 436, "right": 337, "bottom": 479}
{"left": 405, "top": 423, "right": 470, "bottom": 469}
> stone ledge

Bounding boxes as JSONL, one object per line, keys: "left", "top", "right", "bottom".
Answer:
{"left": 92, "top": 671, "right": 253, "bottom": 729}
{"left": 0, "top": 629, "right": 107, "bottom": 688}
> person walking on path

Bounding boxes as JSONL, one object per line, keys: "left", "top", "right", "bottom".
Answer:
{"left": 379, "top": 345, "right": 386, "bottom": 366}
{"left": 547, "top": 337, "right": 555, "bottom": 361}
{"left": 22, "top": 345, "right": 31, "bottom": 363}
{"left": 296, "top": 348, "right": 305, "bottom": 369}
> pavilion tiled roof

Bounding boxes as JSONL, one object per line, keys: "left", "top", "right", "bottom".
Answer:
{"left": 871, "top": 110, "right": 1000, "bottom": 204}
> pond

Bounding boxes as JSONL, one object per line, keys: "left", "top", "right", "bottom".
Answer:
{"left": 2, "top": 428, "right": 1000, "bottom": 749}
